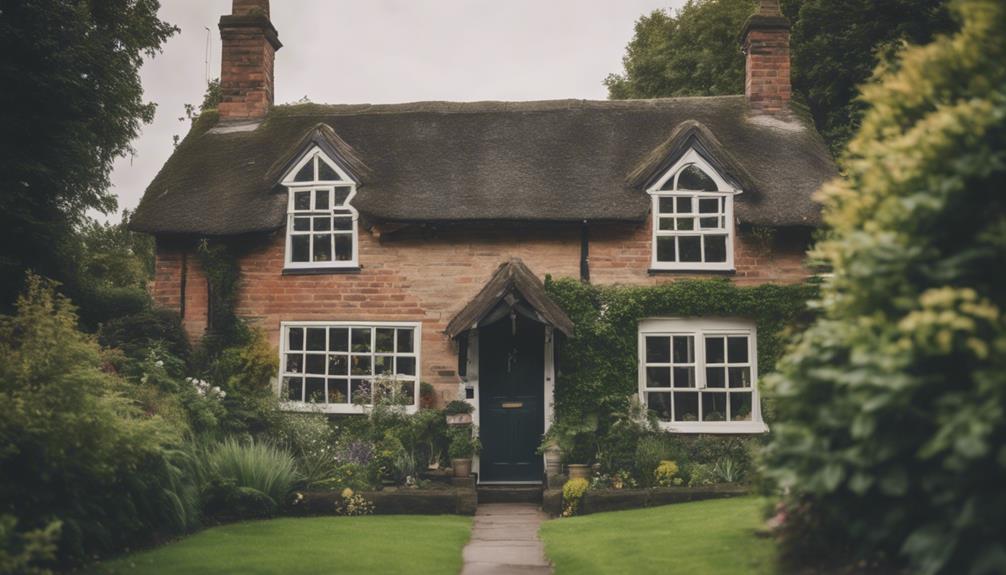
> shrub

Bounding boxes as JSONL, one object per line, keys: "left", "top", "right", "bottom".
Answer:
{"left": 654, "top": 460, "right": 681, "bottom": 487}
{"left": 443, "top": 400, "right": 474, "bottom": 415}
{"left": 0, "top": 515, "right": 61, "bottom": 575}
{"left": 763, "top": 3, "right": 1006, "bottom": 573}
{"left": 562, "top": 478, "right": 590, "bottom": 517}
{"left": 447, "top": 427, "right": 481, "bottom": 459}
{"left": 203, "top": 438, "right": 299, "bottom": 506}
{"left": 0, "top": 275, "right": 200, "bottom": 565}
{"left": 97, "top": 308, "right": 189, "bottom": 362}
{"left": 201, "top": 480, "right": 277, "bottom": 521}
{"left": 688, "top": 463, "right": 717, "bottom": 487}
{"left": 333, "top": 489, "right": 374, "bottom": 516}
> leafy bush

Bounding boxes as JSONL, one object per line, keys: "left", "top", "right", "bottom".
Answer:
{"left": 654, "top": 460, "right": 681, "bottom": 487}
{"left": 688, "top": 463, "right": 717, "bottom": 487}
{"left": 203, "top": 438, "right": 299, "bottom": 507}
{"left": 562, "top": 478, "right": 590, "bottom": 517}
{"left": 201, "top": 480, "right": 277, "bottom": 521}
{"left": 333, "top": 489, "right": 374, "bottom": 516}
{"left": 763, "top": 3, "right": 1006, "bottom": 573}
{"left": 447, "top": 427, "right": 481, "bottom": 459}
{"left": 0, "top": 515, "right": 61, "bottom": 575}
{"left": 443, "top": 400, "right": 474, "bottom": 415}
{"left": 0, "top": 275, "right": 200, "bottom": 566}
{"left": 98, "top": 308, "right": 189, "bottom": 362}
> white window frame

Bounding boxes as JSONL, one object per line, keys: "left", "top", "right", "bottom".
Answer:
{"left": 282, "top": 147, "right": 360, "bottom": 270}
{"left": 278, "top": 320, "right": 422, "bottom": 414}
{"left": 648, "top": 149, "right": 739, "bottom": 271}
{"left": 638, "top": 317, "right": 767, "bottom": 433}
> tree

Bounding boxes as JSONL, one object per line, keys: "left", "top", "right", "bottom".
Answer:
{"left": 783, "top": 0, "right": 955, "bottom": 153}
{"left": 604, "top": 0, "right": 756, "bottom": 99}
{"left": 605, "top": 0, "right": 954, "bottom": 153}
{"left": 763, "top": 2, "right": 1006, "bottom": 573}
{"left": 0, "top": 0, "right": 176, "bottom": 311}
{"left": 77, "top": 210, "right": 154, "bottom": 291}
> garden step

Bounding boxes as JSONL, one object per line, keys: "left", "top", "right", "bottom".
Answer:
{"left": 477, "top": 485, "right": 543, "bottom": 504}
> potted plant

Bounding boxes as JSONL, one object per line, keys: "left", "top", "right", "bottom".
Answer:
{"left": 448, "top": 426, "right": 481, "bottom": 477}
{"left": 444, "top": 400, "right": 474, "bottom": 426}
{"left": 419, "top": 382, "right": 436, "bottom": 409}
{"left": 537, "top": 433, "right": 562, "bottom": 478}
{"left": 544, "top": 417, "right": 598, "bottom": 480}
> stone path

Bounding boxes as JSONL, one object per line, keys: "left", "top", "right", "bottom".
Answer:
{"left": 461, "top": 503, "right": 552, "bottom": 575}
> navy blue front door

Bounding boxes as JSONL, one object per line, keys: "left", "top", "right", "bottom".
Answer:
{"left": 478, "top": 315, "right": 544, "bottom": 482}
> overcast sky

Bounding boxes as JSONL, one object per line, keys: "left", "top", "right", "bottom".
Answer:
{"left": 107, "top": 0, "right": 684, "bottom": 219}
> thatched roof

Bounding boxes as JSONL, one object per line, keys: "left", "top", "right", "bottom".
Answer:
{"left": 445, "top": 258, "right": 574, "bottom": 339}
{"left": 131, "top": 96, "right": 836, "bottom": 235}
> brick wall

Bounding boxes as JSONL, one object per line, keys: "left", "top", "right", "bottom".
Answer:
{"left": 152, "top": 221, "right": 810, "bottom": 405}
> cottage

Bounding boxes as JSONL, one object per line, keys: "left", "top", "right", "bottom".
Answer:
{"left": 131, "top": 0, "right": 835, "bottom": 483}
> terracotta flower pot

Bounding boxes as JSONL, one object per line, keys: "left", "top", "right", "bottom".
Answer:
{"left": 567, "top": 464, "right": 591, "bottom": 480}
{"left": 452, "top": 458, "right": 472, "bottom": 478}
{"left": 544, "top": 445, "right": 562, "bottom": 477}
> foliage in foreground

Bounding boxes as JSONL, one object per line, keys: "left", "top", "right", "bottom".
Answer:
{"left": 0, "top": 276, "right": 199, "bottom": 568}
{"left": 763, "top": 2, "right": 1006, "bottom": 573}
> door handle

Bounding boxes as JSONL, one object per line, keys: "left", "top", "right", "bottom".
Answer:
{"left": 501, "top": 402, "right": 524, "bottom": 409}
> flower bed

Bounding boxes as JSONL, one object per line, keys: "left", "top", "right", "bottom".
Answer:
{"left": 542, "top": 484, "right": 749, "bottom": 517}
{"left": 291, "top": 486, "right": 477, "bottom": 516}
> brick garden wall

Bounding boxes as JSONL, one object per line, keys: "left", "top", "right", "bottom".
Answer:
{"left": 152, "top": 220, "right": 810, "bottom": 405}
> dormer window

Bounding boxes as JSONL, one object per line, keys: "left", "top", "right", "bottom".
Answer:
{"left": 648, "top": 149, "right": 737, "bottom": 271}
{"left": 282, "top": 148, "right": 358, "bottom": 269}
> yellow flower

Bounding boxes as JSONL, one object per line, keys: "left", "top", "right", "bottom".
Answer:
{"left": 341, "top": 488, "right": 354, "bottom": 499}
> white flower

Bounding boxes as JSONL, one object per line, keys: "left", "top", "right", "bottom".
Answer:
{"left": 155, "top": 360, "right": 164, "bottom": 367}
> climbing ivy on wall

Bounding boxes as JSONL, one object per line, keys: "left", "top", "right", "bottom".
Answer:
{"left": 544, "top": 276, "right": 818, "bottom": 423}
{"left": 195, "top": 239, "right": 246, "bottom": 349}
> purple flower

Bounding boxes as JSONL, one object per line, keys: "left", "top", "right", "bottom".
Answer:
{"left": 338, "top": 439, "right": 375, "bottom": 465}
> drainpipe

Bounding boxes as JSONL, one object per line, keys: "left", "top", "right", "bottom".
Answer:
{"left": 580, "top": 219, "right": 590, "bottom": 282}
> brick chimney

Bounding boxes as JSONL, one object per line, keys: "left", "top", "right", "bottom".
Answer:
{"left": 740, "top": 0, "right": 791, "bottom": 114}
{"left": 218, "top": 0, "right": 282, "bottom": 120}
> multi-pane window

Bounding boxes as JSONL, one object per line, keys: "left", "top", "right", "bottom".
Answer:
{"left": 284, "top": 149, "right": 358, "bottom": 268}
{"left": 280, "top": 322, "right": 420, "bottom": 412}
{"left": 639, "top": 318, "right": 764, "bottom": 432}
{"left": 649, "top": 151, "right": 735, "bottom": 270}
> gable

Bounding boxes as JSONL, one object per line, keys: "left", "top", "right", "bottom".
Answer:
{"left": 131, "top": 97, "right": 837, "bottom": 236}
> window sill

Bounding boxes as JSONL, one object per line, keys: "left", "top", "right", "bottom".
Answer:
{"left": 648, "top": 267, "right": 735, "bottom": 276}
{"left": 278, "top": 401, "right": 417, "bottom": 415}
{"left": 657, "top": 421, "right": 768, "bottom": 434}
{"left": 282, "top": 266, "right": 362, "bottom": 276}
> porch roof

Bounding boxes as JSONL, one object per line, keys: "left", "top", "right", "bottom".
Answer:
{"left": 445, "top": 259, "right": 574, "bottom": 339}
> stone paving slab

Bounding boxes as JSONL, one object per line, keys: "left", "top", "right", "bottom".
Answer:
{"left": 461, "top": 503, "right": 552, "bottom": 575}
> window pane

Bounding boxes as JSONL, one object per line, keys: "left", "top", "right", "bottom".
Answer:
{"left": 397, "top": 356, "right": 416, "bottom": 376}
{"left": 730, "top": 392, "right": 753, "bottom": 421}
{"left": 351, "top": 328, "right": 371, "bottom": 352}
{"left": 399, "top": 381, "right": 416, "bottom": 406}
{"left": 333, "top": 187, "right": 351, "bottom": 205}
{"left": 318, "top": 161, "right": 340, "bottom": 181}
{"left": 288, "top": 327, "right": 304, "bottom": 351}
{"left": 314, "top": 191, "right": 329, "bottom": 210}
{"left": 285, "top": 354, "right": 303, "bottom": 373}
{"left": 647, "top": 392, "right": 672, "bottom": 422}
{"left": 313, "top": 217, "right": 331, "bottom": 231}
{"left": 335, "top": 235, "right": 353, "bottom": 261}
{"left": 350, "top": 379, "right": 371, "bottom": 404}
{"left": 332, "top": 216, "right": 353, "bottom": 231}
{"left": 728, "top": 336, "right": 749, "bottom": 363}
{"left": 284, "top": 377, "right": 304, "bottom": 402}
{"left": 658, "top": 217, "right": 675, "bottom": 231}
{"left": 350, "top": 355, "right": 371, "bottom": 376}
{"left": 306, "top": 377, "right": 326, "bottom": 402}
{"left": 375, "top": 379, "right": 394, "bottom": 403}
{"left": 291, "top": 235, "right": 310, "bottom": 262}
{"left": 305, "top": 354, "right": 326, "bottom": 375}
{"left": 397, "top": 329, "right": 414, "bottom": 353}
{"left": 294, "top": 162, "right": 313, "bottom": 182}
{"left": 329, "top": 327, "right": 349, "bottom": 352}
{"left": 293, "top": 217, "right": 310, "bottom": 231}
{"left": 729, "top": 367, "right": 751, "bottom": 388}
{"left": 646, "top": 366, "right": 670, "bottom": 388}
{"left": 328, "top": 379, "right": 348, "bottom": 404}
{"left": 328, "top": 354, "right": 348, "bottom": 376}
{"left": 674, "top": 392, "right": 699, "bottom": 421}
{"left": 374, "top": 355, "right": 393, "bottom": 375}
{"left": 676, "top": 217, "right": 694, "bottom": 231}
{"left": 673, "top": 336, "right": 694, "bottom": 363}
{"left": 375, "top": 328, "right": 395, "bottom": 352}
{"left": 675, "top": 196, "right": 693, "bottom": 213}
{"left": 294, "top": 190, "right": 311, "bottom": 209}
{"left": 679, "top": 236, "right": 701, "bottom": 262}
{"left": 702, "top": 392, "right": 728, "bottom": 421}
{"left": 705, "top": 337, "right": 724, "bottom": 364}
{"left": 303, "top": 327, "right": 323, "bottom": 349}
{"left": 673, "top": 366, "right": 695, "bottom": 388}
{"left": 705, "top": 235, "right": 727, "bottom": 263}
{"left": 699, "top": 217, "right": 719, "bottom": 229}
{"left": 313, "top": 234, "right": 332, "bottom": 261}
{"left": 656, "top": 237, "right": 676, "bottom": 262}
{"left": 706, "top": 367, "right": 726, "bottom": 388}
{"left": 699, "top": 198, "right": 720, "bottom": 214}
{"left": 678, "top": 165, "right": 718, "bottom": 191}
{"left": 645, "top": 336, "right": 670, "bottom": 364}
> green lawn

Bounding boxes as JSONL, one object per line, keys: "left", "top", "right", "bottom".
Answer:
{"left": 539, "top": 496, "right": 778, "bottom": 575}
{"left": 86, "top": 515, "right": 472, "bottom": 575}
